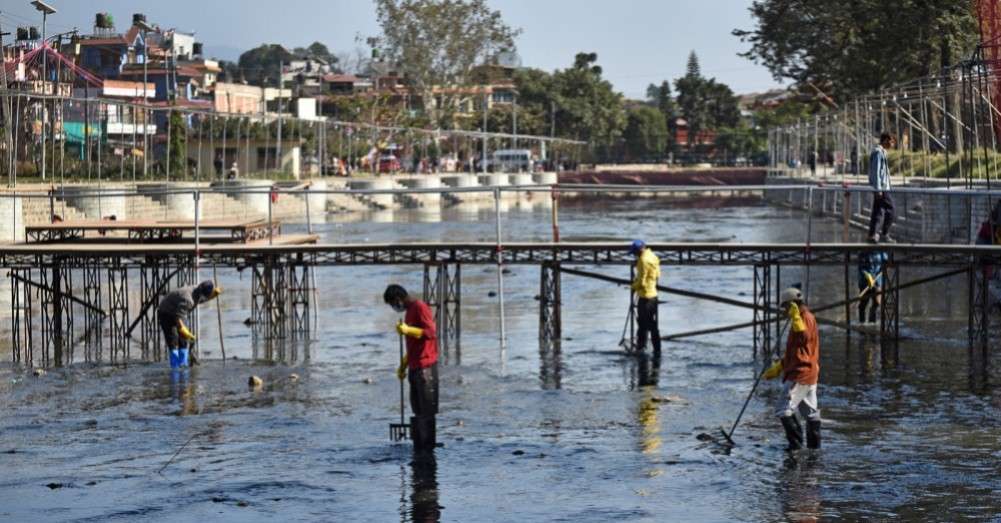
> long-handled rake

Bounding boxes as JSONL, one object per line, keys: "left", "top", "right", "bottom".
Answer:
{"left": 390, "top": 332, "right": 410, "bottom": 442}
{"left": 617, "top": 302, "right": 635, "bottom": 353}
{"left": 719, "top": 318, "right": 790, "bottom": 447}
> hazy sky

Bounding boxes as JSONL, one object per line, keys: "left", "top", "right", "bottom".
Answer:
{"left": 0, "top": 0, "right": 783, "bottom": 98}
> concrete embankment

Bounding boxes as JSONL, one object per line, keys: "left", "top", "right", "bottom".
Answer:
{"left": 558, "top": 167, "right": 767, "bottom": 186}
{"left": 0, "top": 171, "right": 562, "bottom": 241}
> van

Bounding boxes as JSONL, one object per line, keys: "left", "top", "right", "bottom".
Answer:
{"left": 489, "top": 149, "right": 533, "bottom": 173}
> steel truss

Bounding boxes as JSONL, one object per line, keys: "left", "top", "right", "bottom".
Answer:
{"left": 538, "top": 261, "right": 562, "bottom": 389}
{"left": 423, "top": 262, "right": 461, "bottom": 364}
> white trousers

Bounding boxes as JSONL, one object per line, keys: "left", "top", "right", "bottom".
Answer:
{"left": 775, "top": 381, "right": 820, "bottom": 420}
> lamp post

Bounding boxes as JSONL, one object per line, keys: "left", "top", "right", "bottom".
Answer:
{"left": 31, "top": 1, "right": 56, "bottom": 182}
{"left": 136, "top": 19, "right": 154, "bottom": 178}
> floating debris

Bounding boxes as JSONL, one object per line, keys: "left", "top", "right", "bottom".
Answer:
{"left": 363, "top": 377, "right": 374, "bottom": 385}
{"left": 512, "top": 449, "right": 525, "bottom": 456}
{"left": 288, "top": 373, "right": 300, "bottom": 382}
{"left": 46, "top": 482, "right": 63, "bottom": 490}
{"left": 455, "top": 420, "right": 464, "bottom": 427}
{"left": 32, "top": 369, "right": 46, "bottom": 377}
{"left": 488, "top": 291, "right": 498, "bottom": 297}
{"left": 248, "top": 376, "right": 263, "bottom": 389}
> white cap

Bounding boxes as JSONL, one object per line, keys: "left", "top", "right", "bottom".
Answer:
{"left": 780, "top": 287, "right": 802, "bottom": 305}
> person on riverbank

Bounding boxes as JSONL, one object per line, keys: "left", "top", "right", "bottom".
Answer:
{"left": 868, "top": 132, "right": 897, "bottom": 243}
{"left": 157, "top": 280, "right": 221, "bottom": 368}
{"left": 630, "top": 240, "right": 661, "bottom": 354}
{"left": 384, "top": 284, "right": 439, "bottom": 452}
{"left": 858, "top": 250, "right": 887, "bottom": 324}
{"left": 763, "top": 287, "right": 821, "bottom": 451}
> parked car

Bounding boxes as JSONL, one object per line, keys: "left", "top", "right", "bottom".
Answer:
{"left": 378, "top": 155, "right": 401, "bottom": 174}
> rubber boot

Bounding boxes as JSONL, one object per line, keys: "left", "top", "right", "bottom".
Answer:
{"left": 169, "top": 348, "right": 182, "bottom": 369}
{"left": 806, "top": 419, "right": 821, "bottom": 449}
{"left": 858, "top": 305, "right": 867, "bottom": 324}
{"left": 867, "top": 307, "right": 877, "bottom": 324}
{"left": 411, "top": 416, "right": 436, "bottom": 452}
{"left": 780, "top": 416, "right": 804, "bottom": 451}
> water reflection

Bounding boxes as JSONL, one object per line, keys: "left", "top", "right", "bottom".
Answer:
{"left": 405, "top": 454, "right": 442, "bottom": 523}
{"left": 778, "top": 454, "right": 823, "bottom": 522}
{"left": 169, "top": 368, "right": 199, "bottom": 416}
{"left": 624, "top": 351, "right": 662, "bottom": 391}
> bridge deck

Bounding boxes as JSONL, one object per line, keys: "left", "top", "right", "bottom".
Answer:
{"left": 0, "top": 242, "right": 994, "bottom": 268}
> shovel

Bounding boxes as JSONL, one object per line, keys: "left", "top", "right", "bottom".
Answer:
{"left": 390, "top": 332, "right": 410, "bottom": 442}
{"left": 719, "top": 318, "right": 790, "bottom": 447}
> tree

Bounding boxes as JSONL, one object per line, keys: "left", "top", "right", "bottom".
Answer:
{"left": 733, "top": 0, "right": 978, "bottom": 99}
{"left": 645, "top": 80, "right": 676, "bottom": 150}
{"left": 623, "top": 105, "right": 668, "bottom": 161}
{"left": 370, "top": 0, "right": 521, "bottom": 128}
{"left": 549, "top": 53, "right": 627, "bottom": 160}
{"left": 674, "top": 51, "right": 741, "bottom": 152}
{"left": 237, "top": 44, "right": 294, "bottom": 86}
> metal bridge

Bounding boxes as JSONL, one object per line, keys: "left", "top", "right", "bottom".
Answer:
{"left": 3, "top": 240, "right": 995, "bottom": 374}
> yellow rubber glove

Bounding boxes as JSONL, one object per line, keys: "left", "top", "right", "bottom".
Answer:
{"left": 396, "top": 321, "right": 423, "bottom": 339}
{"left": 396, "top": 354, "right": 408, "bottom": 381}
{"left": 178, "top": 321, "right": 196, "bottom": 341}
{"left": 863, "top": 271, "right": 875, "bottom": 290}
{"left": 787, "top": 302, "right": 806, "bottom": 333}
{"left": 209, "top": 286, "right": 222, "bottom": 299}
{"left": 762, "top": 360, "right": 783, "bottom": 380}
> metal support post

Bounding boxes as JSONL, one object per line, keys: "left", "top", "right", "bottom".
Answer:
{"left": 539, "top": 261, "right": 562, "bottom": 389}
{"left": 753, "top": 264, "right": 772, "bottom": 358}
{"left": 107, "top": 263, "right": 129, "bottom": 364}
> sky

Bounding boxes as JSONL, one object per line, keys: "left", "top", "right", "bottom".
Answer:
{"left": 0, "top": 0, "right": 784, "bottom": 98}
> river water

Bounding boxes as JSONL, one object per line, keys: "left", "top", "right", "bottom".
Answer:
{"left": 0, "top": 197, "right": 998, "bottom": 522}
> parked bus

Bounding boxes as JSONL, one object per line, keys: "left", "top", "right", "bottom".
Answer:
{"left": 489, "top": 149, "right": 533, "bottom": 173}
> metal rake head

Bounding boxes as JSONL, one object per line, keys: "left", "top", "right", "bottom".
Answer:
{"left": 390, "top": 422, "right": 411, "bottom": 442}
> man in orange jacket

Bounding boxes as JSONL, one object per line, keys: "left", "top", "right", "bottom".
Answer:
{"left": 763, "top": 287, "right": 821, "bottom": 450}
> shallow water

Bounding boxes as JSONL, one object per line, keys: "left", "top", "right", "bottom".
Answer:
{"left": 1, "top": 198, "right": 999, "bottom": 522}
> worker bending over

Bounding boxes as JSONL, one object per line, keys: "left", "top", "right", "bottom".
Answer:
{"left": 630, "top": 240, "right": 661, "bottom": 354}
{"left": 157, "top": 280, "right": 221, "bottom": 368}
{"left": 764, "top": 287, "right": 821, "bottom": 451}
{"left": 858, "top": 250, "right": 887, "bottom": 324}
{"left": 384, "top": 284, "right": 439, "bottom": 452}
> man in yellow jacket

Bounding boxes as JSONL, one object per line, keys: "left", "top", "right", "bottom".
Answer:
{"left": 630, "top": 240, "right": 661, "bottom": 354}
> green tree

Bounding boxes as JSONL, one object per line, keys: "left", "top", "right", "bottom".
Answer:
{"left": 237, "top": 44, "right": 294, "bottom": 86}
{"left": 370, "top": 0, "right": 521, "bottom": 128}
{"left": 674, "top": 51, "right": 741, "bottom": 152}
{"left": 167, "top": 110, "right": 187, "bottom": 177}
{"left": 550, "top": 52, "right": 626, "bottom": 159}
{"left": 623, "top": 105, "right": 668, "bottom": 161}
{"left": 733, "top": 0, "right": 978, "bottom": 99}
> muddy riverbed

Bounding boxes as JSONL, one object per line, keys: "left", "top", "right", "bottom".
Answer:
{"left": 0, "top": 198, "right": 998, "bottom": 521}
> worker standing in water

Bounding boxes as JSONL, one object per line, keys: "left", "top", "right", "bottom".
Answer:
{"left": 384, "top": 284, "right": 439, "bottom": 452}
{"left": 763, "top": 287, "right": 821, "bottom": 451}
{"left": 858, "top": 249, "right": 888, "bottom": 324}
{"left": 630, "top": 240, "right": 661, "bottom": 354}
{"left": 157, "top": 280, "right": 221, "bottom": 368}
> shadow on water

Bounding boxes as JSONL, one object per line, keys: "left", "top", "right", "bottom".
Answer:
{"left": 402, "top": 453, "right": 442, "bottom": 523}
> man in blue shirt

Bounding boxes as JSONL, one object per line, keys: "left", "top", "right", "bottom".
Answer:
{"left": 868, "top": 133, "right": 897, "bottom": 243}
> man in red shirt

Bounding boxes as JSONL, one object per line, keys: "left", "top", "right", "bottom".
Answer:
{"left": 384, "top": 284, "right": 439, "bottom": 451}
{"left": 764, "top": 287, "right": 821, "bottom": 451}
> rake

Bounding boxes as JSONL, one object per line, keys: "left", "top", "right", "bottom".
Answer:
{"left": 390, "top": 332, "right": 410, "bottom": 442}
{"left": 719, "top": 318, "right": 790, "bottom": 447}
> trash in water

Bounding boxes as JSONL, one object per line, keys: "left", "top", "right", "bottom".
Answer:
{"left": 248, "top": 376, "right": 263, "bottom": 389}
{"left": 33, "top": 369, "right": 46, "bottom": 377}
{"left": 46, "top": 482, "right": 63, "bottom": 490}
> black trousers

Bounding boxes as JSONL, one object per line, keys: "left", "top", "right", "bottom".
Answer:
{"left": 409, "top": 363, "right": 439, "bottom": 451}
{"left": 409, "top": 363, "right": 439, "bottom": 417}
{"left": 858, "top": 287, "right": 879, "bottom": 323}
{"left": 868, "top": 193, "right": 895, "bottom": 238}
{"left": 157, "top": 311, "right": 183, "bottom": 349}
{"left": 636, "top": 298, "right": 661, "bottom": 353}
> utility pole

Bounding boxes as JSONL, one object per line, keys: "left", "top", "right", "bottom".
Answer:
{"left": 512, "top": 92, "right": 518, "bottom": 149}
{"left": 276, "top": 60, "right": 283, "bottom": 174}
{"left": 141, "top": 25, "right": 149, "bottom": 178}
{"left": 482, "top": 91, "right": 488, "bottom": 174}
{"left": 0, "top": 16, "right": 14, "bottom": 186}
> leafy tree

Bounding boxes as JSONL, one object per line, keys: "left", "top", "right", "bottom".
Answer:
{"left": 623, "top": 105, "right": 668, "bottom": 161}
{"left": 549, "top": 52, "right": 626, "bottom": 159}
{"left": 646, "top": 81, "right": 676, "bottom": 150}
{"left": 292, "top": 42, "right": 339, "bottom": 65}
{"left": 733, "top": 0, "right": 978, "bottom": 99}
{"left": 167, "top": 110, "right": 187, "bottom": 177}
{"left": 674, "top": 51, "right": 741, "bottom": 152}
{"left": 370, "top": 0, "right": 521, "bottom": 128}
{"left": 237, "top": 44, "right": 294, "bottom": 86}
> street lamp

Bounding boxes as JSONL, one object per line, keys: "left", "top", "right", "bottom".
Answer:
{"left": 136, "top": 19, "right": 154, "bottom": 177}
{"left": 31, "top": 0, "right": 56, "bottom": 182}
